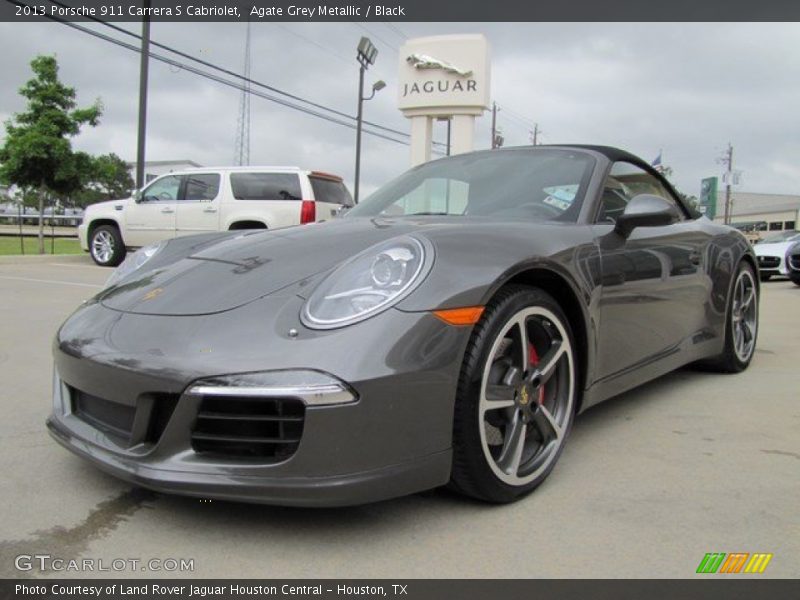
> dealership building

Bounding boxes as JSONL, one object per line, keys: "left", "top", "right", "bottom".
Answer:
{"left": 125, "top": 159, "right": 202, "bottom": 184}
{"left": 712, "top": 191, "right": 800, "bottom": 233}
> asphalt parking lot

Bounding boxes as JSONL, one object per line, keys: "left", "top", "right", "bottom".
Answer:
{"left": 0, "top": 254, "right": 797, "bottom": 579}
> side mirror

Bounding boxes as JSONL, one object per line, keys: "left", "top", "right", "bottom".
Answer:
{"left": 614, "top": 194, "right": 679, "bottom": 238}
{"left": 336, "top": 206, "right": 351, "bottom": 217}
{"left": 133, "top": 190, "right": 143, "bottom": 203}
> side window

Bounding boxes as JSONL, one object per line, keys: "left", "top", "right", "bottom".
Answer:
{"left": 183, "top": 173, "right": 220, "bottom": 201}
{"left": 597, "top": 162, "right": 684, "bottom": 224}
{"left": 142, "top": 175, "right": 181, "bottom": 202}
{"left": 230, "top": 173, "right": 302, "bottom": 200}
{"left": 309, "top": 177, "right": 354, "bottom": 207}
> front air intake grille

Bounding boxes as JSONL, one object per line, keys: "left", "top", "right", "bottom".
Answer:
{"left": 73, "top": 390, "right": 135, "bottom": 440}
{"left": 191, "top": 395, "right": 305, "bottom": 460}
{"left": 758, "top": 256, "right": 780, "bottom": 269}
{"left": 71, "top": 388, "right": 180, "bottom": 446}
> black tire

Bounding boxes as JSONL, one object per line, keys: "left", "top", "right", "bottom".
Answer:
{"left": 89, "top": 224, "right": 126, "bottom": 267}
{"left": 450, "top": 285, "right": 577, "bottom": 503}
{"left": 790, "top": 272, "right": 800, "bottom": 287}
{"left": 759, "top": 272, "right": 772, "bottom": 282}
{"left": 705, "top": 261, "right": 759, "bottom": 373}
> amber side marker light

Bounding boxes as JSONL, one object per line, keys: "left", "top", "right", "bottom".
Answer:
{"left": 433, "top": 306, "right": 485, "bottom": 326}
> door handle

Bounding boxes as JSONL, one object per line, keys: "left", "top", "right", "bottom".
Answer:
{"left": 161, "top": 208, "right": 174, "bottom": 214}
{"left": 203, "top": 207, "right": 218, "bottom": 213}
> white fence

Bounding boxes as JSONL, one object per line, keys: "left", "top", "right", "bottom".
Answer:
{"left": 0, "top": 213, "right": 83, "bottom": 227}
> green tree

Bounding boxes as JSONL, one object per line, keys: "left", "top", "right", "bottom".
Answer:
{"left": 71, "top": 152, "right": 134, "bottom": 208}
{"left": 92, "top": 153, "right": 134, "bottom": 198}
{"left": 0, "top": 55, "right": 101, "bottom": 253}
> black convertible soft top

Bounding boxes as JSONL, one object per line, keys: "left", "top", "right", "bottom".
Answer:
{"left": 480, "top": 143, "right": 653, "bottom": 167}
{"left": 544, "top": 144, "right": 647, "bottom": 164}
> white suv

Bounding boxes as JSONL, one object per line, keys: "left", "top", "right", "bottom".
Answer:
{"left": 79, "top": 167, "right": 354, "bottom": 266}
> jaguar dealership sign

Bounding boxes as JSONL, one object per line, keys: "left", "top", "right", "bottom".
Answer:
{"left": 398, "top": 35, "right": 491, "bottom": 164}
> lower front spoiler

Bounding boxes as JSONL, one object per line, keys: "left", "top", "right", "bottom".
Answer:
{"left": 47, "top": 417, "right": 452, "bottom": 507}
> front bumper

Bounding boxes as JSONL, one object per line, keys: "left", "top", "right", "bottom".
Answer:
{"left": 756, "top": 254, "right": 787, "bottom": 275}
{"left": 49, "top": 295, "right": 468, "bottom": 506}
{"left": 77, "top": 222, "right": 89, "bottom": 251}
{"left": 47, "top": 416, "right": 451, "bottom": 506}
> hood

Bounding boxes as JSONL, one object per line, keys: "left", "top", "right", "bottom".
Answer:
{"left": 99, "top": 218, "right": 435, "bottom": 316}
{"left": 754, "top": 240, "right": 795, "bottom": 256}
{"left": 86, "top": 198, "right": 129, "bottom": 213}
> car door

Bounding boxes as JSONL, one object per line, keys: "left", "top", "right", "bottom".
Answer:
{"left": 175, "top": 172, "right": 222, "bottom": 236}
{"left": 593, "top": 161, "right": 711, "bottom": 381}
{"left": 124, "top": 174, "right": 180, "bottom": 246}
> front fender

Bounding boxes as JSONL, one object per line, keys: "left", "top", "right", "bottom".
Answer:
{"left": 397, "top": 223, "right": 599, "bottom": 312}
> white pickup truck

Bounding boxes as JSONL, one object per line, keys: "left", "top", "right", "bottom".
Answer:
{"left": 79, "top": 166, "right": 354, "bottom": 266}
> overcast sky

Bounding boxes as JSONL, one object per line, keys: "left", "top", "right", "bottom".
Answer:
{"left": 0, "top": 21, "right": 798, "bottom": 198}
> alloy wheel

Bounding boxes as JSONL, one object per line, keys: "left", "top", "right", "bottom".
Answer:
{"left": 478, "top": 306, "right": 575, "bottom": 486}
{"left": 92, "top": 230, "right": 115, "bottom": 264}
{"left": 731, "top": 269, "right": 757, "bottom": 363}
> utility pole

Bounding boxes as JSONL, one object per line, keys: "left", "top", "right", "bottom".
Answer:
{"left": 722, "top": 143, "right": 734, "bottom": 225}
{"left": 491, "top": 102, "right": 498, "bottom": 148}
{"left": 234, "top": 20, "right": 252, "bottom": 166}
{"left": 530, "top": 123, "right": 539, "bottom": 146}
{"left": 135, "top": 0, "right": 151, "bottom": 190}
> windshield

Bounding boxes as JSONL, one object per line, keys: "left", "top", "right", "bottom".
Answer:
{"left": 346, "top": 149, "right": 595, "bottom": 222}
{"left": 758, "top": 231, "right": 800, "bottom": 243}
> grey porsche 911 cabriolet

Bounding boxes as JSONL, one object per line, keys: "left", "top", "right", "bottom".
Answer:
{"left": 48, "top": 146, "right": 759, "bottom": 506}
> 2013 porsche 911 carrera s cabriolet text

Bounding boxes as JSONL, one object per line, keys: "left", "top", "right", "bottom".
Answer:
{"left": 47, "top": 146, "right": 759, "bottom": 506}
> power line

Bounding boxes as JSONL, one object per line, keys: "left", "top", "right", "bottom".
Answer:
{"left": 16, "top": 11, "right": 410, "bottom": 149}
{"left": 497, "top": 114, "right": 540, "bottom": 145}
{"left": 498, "top": 108, "right": 536, "bottom": 129}
{"left": 501, "top": 105, "right": 537, "bottom": 125}
{"left": 497, "top": 113, "right": 530, "bottom": 131}
{"left": 383, "top": 22, "right": 409, "bottom": 41}
{"left": 44, "top": 1, "right": 336, "bottom": 116}
{"left": 353, "top": 23, "right": 399, "bottom": 53}
{"left": 275, "top": 23, "right": 352, "bottom": 66}
{"left": 41, "top": 0, "right": 442, "bottom": 146}
{"left": 495, "top": 102, "right": 548, "bottom": 146}
{"left": 278, "top": 21, "right": 395, "bottom": 84}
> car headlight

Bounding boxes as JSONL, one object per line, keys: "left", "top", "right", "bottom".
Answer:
{"left": 301, "top": 236, "right": 433, "bottom": 329}
{"left": 104, "top": 241, "right": 165, "bottom": 289}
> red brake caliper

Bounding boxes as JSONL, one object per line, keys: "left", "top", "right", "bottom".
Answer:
{"left": 528, "top": 343, "right": 546, "bottom": 405}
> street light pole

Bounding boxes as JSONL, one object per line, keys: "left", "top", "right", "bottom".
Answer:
{"left": 354, "top": 37, "right": 380, "bottom": 204}
{"left": 354, "top": 63, "right": 366, "bottom": 204}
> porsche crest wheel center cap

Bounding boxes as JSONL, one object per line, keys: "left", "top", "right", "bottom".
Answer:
{"left": 518, "top": 384, "right": 531, "bottom": 406}
{"left": 515, "top": 373, "right": 541, "bottom": 413}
